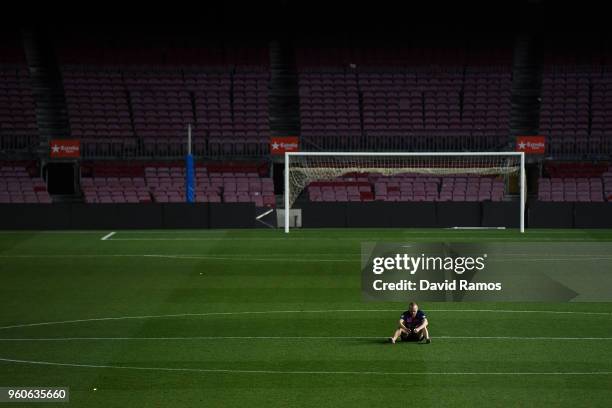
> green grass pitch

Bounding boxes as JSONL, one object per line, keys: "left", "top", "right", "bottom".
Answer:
{"left": 0, "top": 228, "right": 611, "bottom": 407}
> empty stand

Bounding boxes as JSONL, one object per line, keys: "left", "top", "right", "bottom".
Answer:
{"left": 297, "top": 47, "right": 513, "bottom": 152}
{"left": 299, "top": 71, "right": 361, "bottom": 148}
{"left": 307, "top": 174, "right": 506, "bottom": 203}
{"left": 81, "top": 162, "right": 274, "bottom": 207}
{"left": 537, "top": 177, "right": 604, "bottom": 202}
{"left": 62, "top": 66, "right": 270, "bottom": 158}
{"left": 63, "top": 69, "right": 134, "bottom": 157}
{"left": 537, "top": 162, "right": 608, "bottom": 202}
{"left": 540, "top": 67, "right": 592, "bottom": 155}
{"left": 0, "top": 164, "right": 51, "bottom": 203}
{"left": 125, "top": 70, "right": 195, "bottom": 156}
{"left": 0, "top": 66, "right": 38, "bottom": 151}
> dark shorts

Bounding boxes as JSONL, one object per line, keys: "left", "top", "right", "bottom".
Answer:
{"left": 400, "top": 330, "right": 424, "bottom": 342}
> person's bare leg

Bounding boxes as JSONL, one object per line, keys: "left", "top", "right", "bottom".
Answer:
{"left": 422, "top": 326, "right": 431, "bottom": 343}
{"left": 390, "top": 327, "right": 406, "bottom": 344}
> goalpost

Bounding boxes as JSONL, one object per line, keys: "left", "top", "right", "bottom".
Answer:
{"left": 284, "top": 152, "right": 526, "bottom": 233}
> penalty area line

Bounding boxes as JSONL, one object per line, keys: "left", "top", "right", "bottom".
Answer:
{"left": 0, "top": 309, "right": 609, "bottom": 331}
{"left": 100, "top": 232, "right": 116, "bottom": 241}
{"left": 0, "top": 356, "right": 610, "bottom": 376}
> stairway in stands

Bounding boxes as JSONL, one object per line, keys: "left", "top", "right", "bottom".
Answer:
{"left": 21, "top": 29, "right": 71, "bottom": 157}
{"left": 22, "top": 29, "right": 82, "bottom": 203}
{"left": 508, "top": 7, "right": 544, "bottom": 147}
{"left": 268, "top": 39, "right": 301, "bottom": 139}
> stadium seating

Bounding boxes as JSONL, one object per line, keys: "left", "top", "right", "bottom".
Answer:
{"left": 540, "top": 62, "right": 612, "bottom": 156}
{"left": 62, "top": 66, "right": 270, "bottom": 157}
{"left": 537, "top": 177, "right": 604, "bottom": 202}
{"left": 0, "top": 66, "right": 38, "bottom": 151}
{"left": 540, "top": 67, "right": 592, "bottom": 155}
{"left": 58, "top": 44, "right": 271, "bottom": 157}
{"left": 81, "top": 163, "right": 275, "bottom": 207}
{"left": 125, "top": 70, "right": 195, "bottom": 156}
{"left": 81, "top": 176, "right": 151, "bottom": 204}
{"left": 590, "top": 72, "right": 612, "bottom": 155}
{"left": 299, "top": 71, "right": 361, "bottom": 144}
{"left": 187, "top": 68, "right": 269, "bottom": 156}
{"left": 308, "top": 178, "right": 373, "bottom": 202}
{"left": 307, "top": 175, "right": 505, "bottom": 202}
{"left": 55, "top": 46, "right": 612, "bottom": 158}
{"left": 63, "top": 69, "right": 135, "bottom": 156}
{"left": 537, "top": 162, "right": 610, "bottom": 202}
{"left": 297, "top": 47, "right": 512, "bottom": 151}
{"left": 0, "top": 164, "right": 51, "bottom": 203}
{"left": 604, "top": 169, "right": 612, "bottom": 201}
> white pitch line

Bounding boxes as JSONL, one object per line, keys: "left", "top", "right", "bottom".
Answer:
{"left": 140, "top": 254, "right": 352, "bottom": 262}
{"left": 0, "top": 254, "right": 355, "bottom": 263}
{"left": 106, "top": 237, "right": 594, "bottom": 242}
{"left": 100, "top": 232, "right": 116, "bottom": 241}
{"left": 0, "top": 309, "right": 609, "bottom": 331}
{"left": 436, "top": 335, "right": 612, "bottom": 340}
{"left": 0, "top": 356, "right": 610, "bottom": 376}
{"left": 0, "top": 336, "right": 378, "bottom": 341}
{"left": 0, "top": 231, "right": 110, "bottom": 234}
{"left": 0, "top": 335, "right": 611, "bottom": 341}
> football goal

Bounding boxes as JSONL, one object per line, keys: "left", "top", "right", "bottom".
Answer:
{"left": 284, "top": 152, "right": 525, "bottom": 233}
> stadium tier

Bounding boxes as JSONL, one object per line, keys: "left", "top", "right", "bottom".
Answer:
{"left": 2, "top": 44, "right": 612, "bottom": 157}
{"left": 63, "top": 66, "right": 270, "bottom": 157}
{"left": 298, "top": 49, "right": 512, "bottom": 151}
{"left": 296, "top": 47, "right": 512, "bottom": 151}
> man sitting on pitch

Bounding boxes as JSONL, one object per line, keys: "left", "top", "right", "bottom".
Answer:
{"left": 389, "top": 302, "right": 431, "bottom": 344}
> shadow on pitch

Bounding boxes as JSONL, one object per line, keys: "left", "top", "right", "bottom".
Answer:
{"left": 352, "top": 338, "right": 427, "bottom": 345}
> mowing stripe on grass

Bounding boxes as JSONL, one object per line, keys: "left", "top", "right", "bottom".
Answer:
{"left": 2, "top": 254, "right": 612, "bottom": 263}
{"left": 0, "top": 356, "right": 610, "bottom": 376}
{"left": 0, "top": 335, "right": 612, "bottom": 341}
{"left": 0, "top": 309, "right": 609, "bottom": 331}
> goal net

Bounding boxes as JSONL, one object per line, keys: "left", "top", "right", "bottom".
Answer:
{"left": 284, "top": 152, "right": 525, "bottom": 233}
